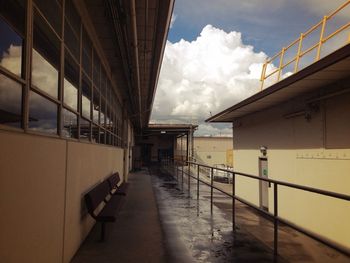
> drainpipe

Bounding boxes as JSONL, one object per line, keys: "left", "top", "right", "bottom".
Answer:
{"left": 130, "top": 0, "right": 142, "bottom": 128}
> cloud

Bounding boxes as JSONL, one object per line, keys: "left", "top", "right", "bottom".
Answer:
{"left": 151, "top": 25, "right": 269, "bottom": 135}
{"left": 170, "top": 13, "right": 177, "bottom": 29}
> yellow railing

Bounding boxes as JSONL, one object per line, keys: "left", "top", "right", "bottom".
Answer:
{"left": 260, "top": 1, "right": 350, "bottom": 91}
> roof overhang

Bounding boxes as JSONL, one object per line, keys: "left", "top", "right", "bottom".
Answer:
{"left": 144, "top": 124, "right": 198, "bottom": 137}
{"left": 206, "top": 43, "right": 350, "bottom": 123}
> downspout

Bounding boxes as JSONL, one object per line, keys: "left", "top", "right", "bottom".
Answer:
{"left": 130, "top": 0, "right": 142, "bottom": 128}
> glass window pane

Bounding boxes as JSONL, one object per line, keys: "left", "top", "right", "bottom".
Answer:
{"left": 34, "top": 0, "right": 62, "bottom": 35}
{"left": 82, "top": 28, "right": 92, "bottom": 76}
{"left": 100, "top": 97, "right": 106, "bottom": 126}
{"left": 80, "top": 118, "right": 90, "bottom": 141}
{"left": 0, "top": 0, "right": 25, "bottom": 36}
{"left": 0, "top": 17, "right": 23, "bottom": 76}
{"left": 82, "top": 74, "right": 91, "bottom": 119}
{"left": 29, "top": 91, "right": 58, "bottom": 134}
{"left": 65, "top": 0, "right": 80, "bottom": 34}
{"left": 64, "top": 50, "right": 78, "bottom": 110}
{"left": 99, "top": 129, "right": 105, "bottom": 144}
{"left": 0, "top": 73, "right": 22, "bottom": 128}
{"left": 93, "top": 50, "right": 100, "bottom": 87}
{"left": 64, "top": 21, "right": 80, "bottom": 61}
{"left": 62, "top": 108, "right": 78, "bottom": 138}
{"left": 32, "top": 11, "right": 60, "bottom": 98}
{"left": 92, "top": 124, "right": 99, "bottom": 143}
{"left": 93, "top": 88, "right": 99, "bottom": 123}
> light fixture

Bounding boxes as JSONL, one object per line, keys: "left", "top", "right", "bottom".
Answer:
{"left": 160, "top": 131, "right": 166, "bottom": 134}
{"left": 260, "top": 146, "right": 267, "bottom": 156}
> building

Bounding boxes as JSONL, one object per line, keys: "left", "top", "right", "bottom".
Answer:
{"left": 0, "top": 0, "right": 174, "bottom": 262}
{"left": 193, "top": 136, "right": 233, "bottom": 167}
{"left": 207, "top": 10, "right": 350, "bottom": 254}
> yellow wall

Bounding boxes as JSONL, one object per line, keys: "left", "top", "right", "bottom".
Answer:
{"left": 194, "top": 137, "right": 233, "bottom": 166}
{"left": 232, "top": 92, "right": 350, "bottom": 250}
{"left": 0, "top": 130, "right": 125, "bottom": 263}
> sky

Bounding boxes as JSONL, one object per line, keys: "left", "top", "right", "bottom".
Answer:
{"left": 150, "top": 0, "right": 349, "bottom": 136}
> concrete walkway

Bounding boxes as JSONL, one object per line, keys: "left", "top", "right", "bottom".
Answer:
{"left": 71, "top": 169, "right": 170, "bottom": 263}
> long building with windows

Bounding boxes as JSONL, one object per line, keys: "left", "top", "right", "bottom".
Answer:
{"left": 0, "top": 0, "right": 174, "bottom": 262}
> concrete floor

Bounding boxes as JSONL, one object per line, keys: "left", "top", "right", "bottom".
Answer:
{"left": 71, "top": 169, "right": 171, "bottom": 263}
{"left": 72, "top": 166, "right": 350, "bottom": 263}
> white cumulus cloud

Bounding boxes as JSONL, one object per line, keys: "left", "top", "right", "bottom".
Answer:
{"left": 151, "top": 25, "right": 270, "bottom": 135}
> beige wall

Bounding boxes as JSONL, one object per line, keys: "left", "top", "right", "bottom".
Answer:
{"left": 194, "top": 137, "right": 233, "bottom": 166}
{"left": 232, "top": 91, "right": 350, "bottom": 250}
{"left": 0, "top": 130, "right": 125, "bottom": 263}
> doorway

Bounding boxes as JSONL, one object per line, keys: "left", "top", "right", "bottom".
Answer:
{"left": 259, "top": 157, "right": 269, "bottom": 211}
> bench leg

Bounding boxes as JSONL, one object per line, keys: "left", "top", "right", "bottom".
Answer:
{"left": 100, "top": 222, "right": 105, "bottom": 241}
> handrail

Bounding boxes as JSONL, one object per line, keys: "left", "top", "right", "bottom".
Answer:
{"left": 260, "top": 1, "right": 350, "bottom": 90}
{"left": 161, "top": 158, "right": 350, "bottom": 257}
{"left": 187, "top": 161, "right": 350, "bottom": 201}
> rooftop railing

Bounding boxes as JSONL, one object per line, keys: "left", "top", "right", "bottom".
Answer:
{"left": 260, "top": 1, "right": 350, "bottom": 90}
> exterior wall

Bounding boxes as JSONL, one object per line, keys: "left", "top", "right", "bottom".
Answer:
{"left": 194, "top": 137, "right": 233, "bottom": 166}
{"left": 232, "top": 91, "right": 350, "bottom": 250}
{"left": 0, "top": 130, "right": 125, "bottom": 263}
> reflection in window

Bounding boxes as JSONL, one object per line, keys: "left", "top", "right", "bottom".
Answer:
{"left": 93, "top": 88, "right": 99, "bottom": 123}
{"left": 80, "top": 118, "right": 90, "bottom": 141}
{"left": 99, "top": 129, "right": 105, "bottom": 144}
{"left": 82, "top": 28, "right": 92, "bottom": 76}
{"left": 93, "top": 50, "right": 100, "bottom": 87}
{"left": 0, "top": 18, "right": 23, "bottom": 76}
{"left": 62, "top": 108, "right": 78, "bottom": 138}
{"left": 64, "top": 50, "right": 78, "bottom": 110}
{"left": 34, "top": 0, "right": 62, "bottom": 34}
{"left": 32, "top": 10, "right": 60, "bottom": 98}
{"left": 100, "top": 98, "right": 106, "bottom": 126}
{"left": 92, "top": 124, "right": 99, "bottom": 143}
{"left": 0, "top": 73, "right": 22, "bottom": 128}
{"left": 29, "top": 91, "right": 57, "bottom": 134}
{"left": 82, "top": 74, "right": 91, "bottom": 119}
{"left": 65, "top": 0, "right": 80, "bottom": 60}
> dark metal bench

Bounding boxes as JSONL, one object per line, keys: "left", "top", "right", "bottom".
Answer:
{"left": 107, "top": 172, "right": 129, "bottom": 196}
{"left": 84, "top": 180, "right": 124, "bottom": 241}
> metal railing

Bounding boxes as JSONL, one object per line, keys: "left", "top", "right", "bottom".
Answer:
{"left": 260, "top": 1, "right": 350, "bottom": 90}
{"left": 161, "top": 158, "right": 350, "bottom": 257}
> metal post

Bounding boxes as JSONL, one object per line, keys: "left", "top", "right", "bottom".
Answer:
{"left": 182, "top": 161, "right": 184, "bottom": 189}
{"left": 197, "top": 165, "right": 200, "bottom": 200}
{"left": 188, "top": 160, "right": 191, "bottom": 193}
{"left": 277, "top": 47, "right": 286, "bottom": 81}
{"left": 294, "top": 33, "right": 303, "bottom": 73}
{"left": 274, "top": 183, "right": 279, "bottom": 256}
{"left": 316, "top": 16, "right": 327, "bottom": 61}
{"left": 232, "top": 172, "right": 236, "bottom": 231}
{"left": 210, "top": 168, "right": 214, "bottom": 214}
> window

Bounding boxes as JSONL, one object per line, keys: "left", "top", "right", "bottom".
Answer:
{"left": 32, "top": 10, "right": 60, "bottom": 99}
{"left": 93, "top": 88, "right": 99, "bottom": 123}
{"left": 33, "top": 0, "right": 62, "bottom": 35}
{"left": 0, "top": 73, "right": 22, "bottom": 128}
{"left": 0, "top": 17, "right": 23, "bottom": 76}
{"left": 64, "top": 50, "right": 78, "bottom": 110}
{"left": 28, "top": 90, "right": 58, "bottom": 134}
{"left": 82, "top": 74, "right": 91, "bottom": 119}
{"left": 80, "top": 118, "right": 90, "bottom": 141}
{"left": 82, "top": 28, "right": 92, "bottom": 77}
{"left": 65, "top": 0, "right": 80, "bottom": 61}
{"left": 62, "top": 108, "right": 78, "bottom": 138}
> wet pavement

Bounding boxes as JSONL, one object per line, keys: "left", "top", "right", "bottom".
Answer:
{"left": 151, "top": 165, "right": 350, "bottom": 263}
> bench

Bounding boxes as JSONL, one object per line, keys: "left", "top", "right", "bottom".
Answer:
{"left": 84, "top": 180, "right": 125, "bottom": 241}
{"left": 107, "top": 172, "right": 129, "bottom": 196}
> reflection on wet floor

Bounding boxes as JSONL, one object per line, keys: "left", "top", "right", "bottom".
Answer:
{"left": 151, "top": 166, "right": 285, "bottom": 263}
{"left": 150, "top": 166, "right": 350, "bottom": 263}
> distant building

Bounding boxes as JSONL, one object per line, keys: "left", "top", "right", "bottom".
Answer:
{"left": 193, "top": 136, "right": 233, "bottom": 167}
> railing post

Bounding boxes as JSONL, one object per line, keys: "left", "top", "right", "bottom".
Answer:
{"left": 316, "top": 16, "right": 327, "bottom": 61}
{"left": 210, "top": 167, "right": 214, "bottom": 214}
{"left": 182, "top": 161, "right": 184, "bottom": 189}
{"left": 197, "top": 165, "right": 200, "bottom": 200}
{"left": 260, "top": 62, "right": 267, "bottom": 91}
{"left": 274, "top": 183, "right": 279, "bottom": 256}
{"left": 232, "top": 172, "right": 236, "bottom": 231}
{"left": 294, "top": 33, "right": 303, "bottom": 73}
{"left": 277, "top": 47, "right": 286, "bottom": 81}
{"left": 188, "top": 161, "right": 191, "bottom": 193}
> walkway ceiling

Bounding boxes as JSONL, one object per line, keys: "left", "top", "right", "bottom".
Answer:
{"left": 84, "top": 0, "right": 174, "bottom": 129}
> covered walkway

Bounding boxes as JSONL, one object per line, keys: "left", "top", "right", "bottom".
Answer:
{"left": 72, "top": 166, "right": 350, "bottom": 263}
